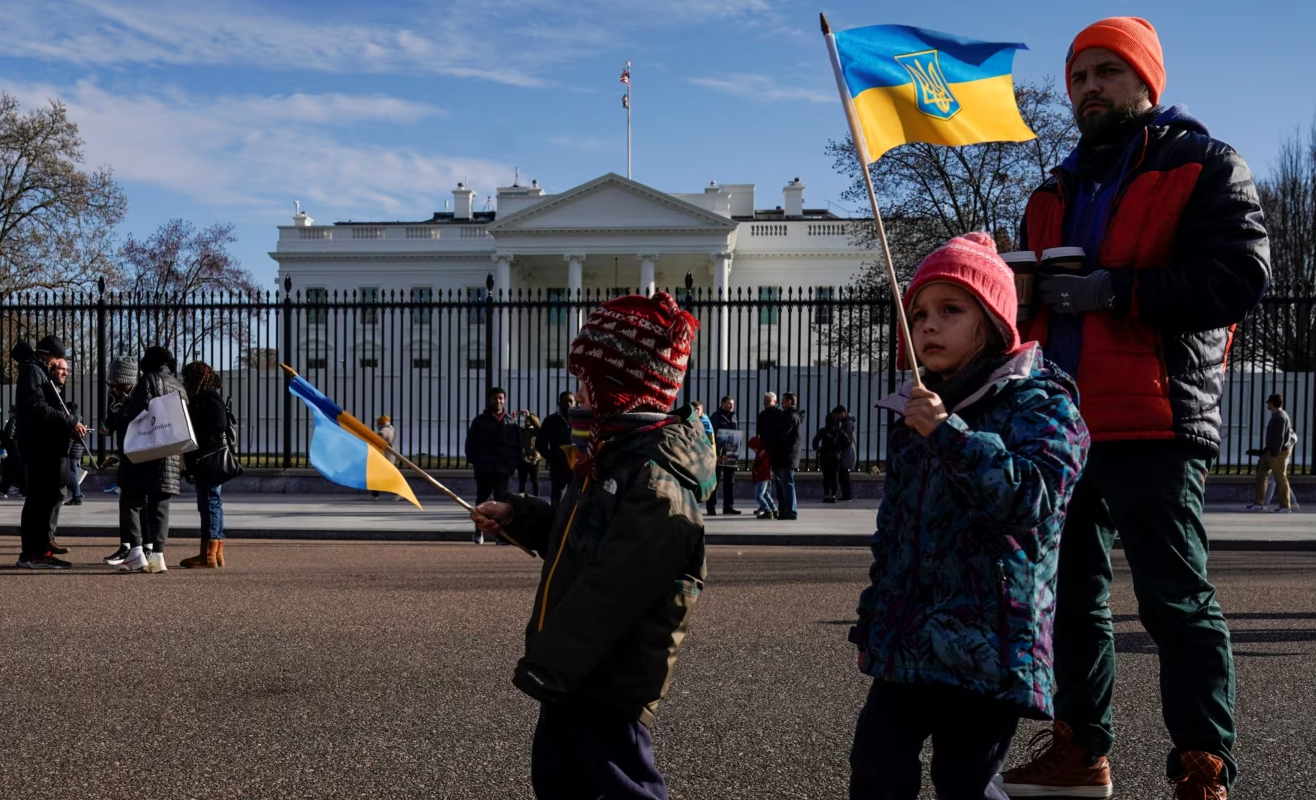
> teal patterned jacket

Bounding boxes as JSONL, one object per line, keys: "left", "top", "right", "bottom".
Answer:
{"left": 850, "top": 344, "right": 1089, "bottom": 718}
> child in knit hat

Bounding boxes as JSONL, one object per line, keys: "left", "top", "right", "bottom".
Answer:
{"left": 471, "top": 291, "right": 716, "bottom": 799}
{"left": 848, "top": 232, "right": 1090, "bottom": 799}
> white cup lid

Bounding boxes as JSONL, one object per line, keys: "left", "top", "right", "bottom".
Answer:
{"left": 1042, "top": 246, "right": 1086, "bottom": 260}
{"left": 999, "top": 251, "right": 1038, "bottom": 263}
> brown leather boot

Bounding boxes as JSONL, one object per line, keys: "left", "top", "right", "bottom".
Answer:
{"left": 995, "top": 720, "right": 1112, "bottom": 797}
{"left": 1172, "top": 751, "right": 1228, "bottom": 799}
{"left": 215, "top": 539, "right": 225, "bottom": 567}
{"left": 180, "top": 539, "right": 212, "bottom": 569}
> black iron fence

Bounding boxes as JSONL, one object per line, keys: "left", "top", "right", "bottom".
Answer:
{"left": 2, "top": 276, "right": 1312, "bottom": 475}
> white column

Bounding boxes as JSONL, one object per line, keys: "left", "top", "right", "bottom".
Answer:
{"left": 492, "top": 254, "right": 512, "bottom": 371}
{"left": 564, "top": 253, "right": 585, "bottom": 341}
{"left": 637, "top": 252, "right": 658, "bottom": 297}
{"left": 711, "top": 252, "right": 732, "bottom": 371}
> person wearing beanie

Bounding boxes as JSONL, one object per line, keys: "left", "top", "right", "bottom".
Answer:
{"left": 1003, "top": 17, "right": 1270, "bottom": 799}
{"left": 849, "top": 233, "right": 1090, "bottom": 800}
{"left": 98, "top": 356, "right": 138, "bottom": 562}
{"left": 106, "top": 346, "right": 187, "bottom": 574}
{"left": 370, "top": 415, "right": 400, "bottom": 500}
{"left": 470, "top": 291, "right": 716, "bottom": 800}
{"left": 10, "top": 338, "right": 85, "bottom": 568}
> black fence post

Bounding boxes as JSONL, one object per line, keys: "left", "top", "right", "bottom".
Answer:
{"left": 95, "top": 276, "right": 107, "bottom": 464}
{"left": 484, "top": 272, "right": 495, "bottom": 400}
{"left": 282, "top": 275, "right": 293, "bottom": 470}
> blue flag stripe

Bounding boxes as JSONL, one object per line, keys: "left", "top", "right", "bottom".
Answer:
{"left": 834, "top": 25, "right": 1026, "bottom": 93}
{"left": 304, "top": 402, "right": 369, "bottom": 490}
{"left": 289, "top": 374, "right": 346, "bottom": 424}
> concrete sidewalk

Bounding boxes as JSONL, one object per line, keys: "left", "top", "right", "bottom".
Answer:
{"left": 2, "top": 492, "right": 1312, "bottom": 549}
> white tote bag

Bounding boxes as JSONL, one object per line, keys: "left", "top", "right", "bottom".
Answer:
{"left": 124, "top": 391, "right": 198, "bottom": 464}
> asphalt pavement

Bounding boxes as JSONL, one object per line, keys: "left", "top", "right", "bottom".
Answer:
{"left": 1, "top": 492, "right": 1312, "bottom": 549}
{"left": 0, "top": 540, "right": 1312, "bottom": 799}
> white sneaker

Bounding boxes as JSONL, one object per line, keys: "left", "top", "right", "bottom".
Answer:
{"left": 1244, "top": 503, "right": 1268, "bottom": 512}
{"left": 146, "top": 553, "right": 168, "bottom": 573}
{"left": 1271, "top": 506, "right": 1292, "bottom": 514}
{"left": 116, "top": 547, "right": 148, "bottom": 573}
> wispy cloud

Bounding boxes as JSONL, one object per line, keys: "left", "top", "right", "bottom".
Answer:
{"left": 0, "top": 79, "right": 509, "bottom": 222}
{"left": 688, "top": 74, "right": 835, "bottom": 103}
{"left": 0, "top": 0, "right": 791, "bottom": 88}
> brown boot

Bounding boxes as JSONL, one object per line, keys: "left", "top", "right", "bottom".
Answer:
{"left": 995, "top": 720, "right": 1112, "bottom": 798}
{"left": 1172, "top": 751, "right": 1228, "bottom": 799}
{"left": 179, "top": 539, "right": 211, "bottom": 569}
{"left": 215, "top": 539, "right": 225, "bottom": 567}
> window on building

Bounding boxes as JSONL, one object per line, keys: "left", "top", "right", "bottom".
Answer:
{"left": 815, "top": 285, "right": 836, "bottom": 325}
{"left": 757, "top": 359, "right": 778, "bottom": 370}
{"left": 759, "top": 286, "right": 781, "bottom": 325}
{"left": 359, "top": 354, "right": 379, "bottom": 369}
{"left": 411, "top": 287, "right": 433, "bottom": 324}
{"left": 545, "top": 357, "right": 565, "bottom": 368}
{"left": 412, "top": 357, "right": 432, "bottom": 370}
{"left": 466, "top": 286, "right": 488, "bottom": 325}
{"left": 305, "top": 287, "right": 328, "bottom": 325}
{"left": 306, "top": 356, "right": 328, "bottom": 370}
{"left": 359, "top": 286, "right": 380, "bottom": 325}
{"left": 467, "top": 357, "right": 487, "bottom": 370}
{"left": 547, "top": 287, "right": 567, "bottom": 325}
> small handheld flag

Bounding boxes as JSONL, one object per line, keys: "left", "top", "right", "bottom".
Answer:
{"left": 283, "top": 366, "right": 421, "bottom": 507}
{"left": 831, "top": 24, "right": 1035, "bottom": 162}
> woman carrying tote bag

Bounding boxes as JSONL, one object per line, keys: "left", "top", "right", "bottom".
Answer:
{"left": 179, "top": 361, "right": 232, "bottom": 569}
{"left": 108, "top": 346, "right": 188, "bottom": 574}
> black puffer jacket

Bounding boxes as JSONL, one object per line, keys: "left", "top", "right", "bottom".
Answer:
{"left": 108, "top": 357, "right": 189, "bottom": 495}
{"left": 1021, "top": 105, "right": 1270, "bottom": 456}
{"left": 465, "top": 410, "right": 520, "bottom": 475}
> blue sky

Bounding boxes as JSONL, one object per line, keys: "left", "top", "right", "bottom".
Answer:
{"left": 2, "top": 0, "right": 1312, "bottom": 290}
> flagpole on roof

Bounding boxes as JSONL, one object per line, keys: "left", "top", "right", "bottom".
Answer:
{"left": 820, "top": 14, "right": 923, "bottom": 388}
{"left": 621, "top": 61, "right": 633, "bottom": 179}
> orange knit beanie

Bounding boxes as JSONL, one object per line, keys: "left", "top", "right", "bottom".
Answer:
{"left": 1066, "top": 17, "right": 1165, "bottom": 104}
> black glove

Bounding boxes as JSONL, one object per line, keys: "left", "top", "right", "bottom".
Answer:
{"left": 1037, "top": 270, "right": 1115, "bottom": 315}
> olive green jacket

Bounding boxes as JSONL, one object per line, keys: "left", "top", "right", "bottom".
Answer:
{"left": 501, "top": 407, "right": 716, "bottom": 727}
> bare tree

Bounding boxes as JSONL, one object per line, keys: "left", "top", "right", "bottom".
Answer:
{"left": 1245, "top": 120, "right": 1316, "bottom": 371}
{"left": 0, "top": 93, "right": 127, "bottom": 293}
{"left": 818, "top": 79, "right": 1078, "bottom": 363}
{"left": 115, "top": 219, "right": 264, "bottom": 362}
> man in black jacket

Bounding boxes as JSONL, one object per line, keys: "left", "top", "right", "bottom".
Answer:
{"left": 464, "top": 386, "right": 520, "bottom": 543}
{"left": 769, "top": 393, "right": 804, "bottom": 520}
{"left": 13, "top": 336, "right": 84, "bottom": 569}
{"left": 708, "top": 396, "right": 741, "bottom": 515}
{"left": 535, "top": 390, "right": 577, "bottom": 509}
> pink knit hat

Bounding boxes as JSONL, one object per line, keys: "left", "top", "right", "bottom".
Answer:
{"left": 897, "top": 231, "right": 1021, "bottom": 370}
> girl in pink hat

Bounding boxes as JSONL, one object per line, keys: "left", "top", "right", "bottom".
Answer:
{"left": 848, "top": 232, "right": 1091, "bottom": 799}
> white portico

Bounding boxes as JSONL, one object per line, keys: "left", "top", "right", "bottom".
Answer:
{"left": 271, "top": 172, "right": 868, "bottom": 370}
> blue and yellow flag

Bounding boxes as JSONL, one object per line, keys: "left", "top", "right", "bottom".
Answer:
{"left": 284, "top": 367, "right": 421, "bottom": 508}
{"left": 832, "top": 24, "right": 1035, "bottom": 161}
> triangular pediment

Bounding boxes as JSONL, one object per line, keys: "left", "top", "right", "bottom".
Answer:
{"left": 486, "top": 173, "right": 737, "bottom": 233}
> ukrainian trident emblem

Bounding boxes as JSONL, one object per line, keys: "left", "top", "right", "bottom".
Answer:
{"left": 894, "top": 49, "right": 961, "bottom": 120}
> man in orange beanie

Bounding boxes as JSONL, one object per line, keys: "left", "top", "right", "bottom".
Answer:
{"left": 998, "top": 17, "right": 1269, "bottom": 800}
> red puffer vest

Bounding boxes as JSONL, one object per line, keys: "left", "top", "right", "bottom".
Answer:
{"left": 1020, "top": 106, "right": 1269, "bottom": 456}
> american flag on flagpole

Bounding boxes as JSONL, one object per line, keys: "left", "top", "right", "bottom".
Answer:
{"left": 620, "top": 62, "right": 631, "bottom": 85}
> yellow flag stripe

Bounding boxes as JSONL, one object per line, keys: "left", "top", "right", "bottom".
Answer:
{"left": 852, "top": 73, "right": 1035, "bottom": 161}
{"left": 364, "top": 446, "right": 422, "bottom": 508}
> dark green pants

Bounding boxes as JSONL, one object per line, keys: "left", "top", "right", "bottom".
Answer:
{"left": 1053, "top": 441, "right": 1237, "bottom": 786}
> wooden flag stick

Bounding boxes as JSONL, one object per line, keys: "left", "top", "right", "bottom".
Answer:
{"left": 821, "top": 13, "right": 924, "bottom": 389}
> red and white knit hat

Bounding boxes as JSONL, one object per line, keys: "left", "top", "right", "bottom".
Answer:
{"left": 568, "top": 292, "right": 698, "bottom": 418}
{"left": 896, "top": 231, "right": 1021, "bottom": 370}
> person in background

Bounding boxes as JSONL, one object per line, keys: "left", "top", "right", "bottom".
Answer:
{"left": 100, "top": 356, "right": 137, "bottom": 565}
{"left": 813, "top": 409, "right": 853, "bottom": 504}
{"left": 749, "top": 435, "right": 776, "bottom": 520}
{"left": 64, "top": 401, "right": 85, "bottom": 506}
{"left": 1, "top": 405, "right": 24, "bottom": 499}
{"left": 709, "top": 396, "right": 742, "bottom": 516}
{"left": 835, "top": 405, "right": 857, "bottom": 502}
{"left": 464, "top": 386, "right": 520, "bottom": 544}
{"left": 12, "top": 336, "right": 83, "bottom": 569}
{"left": 517, "top": 411, "right": 543, "bottom": 496}
{"left": 769, "top": 393, "right": 804, "bottom": 521}
{"left": 536, "top": 391, "right": 577, "bottom": 509}
{"left": 1248, "top": 393, "right": 1294, "bottom": 513}
{"left": 180, "top": 361, "right": 230, "bottom": 569}
{"left": 371, "top": 415, "right": 400, "bottom": 500}
{"left": 109, "top": 346, "right": 187, "bottom": 574}
{"left": 692, "top": 401, "right": 716, "bottom": 449}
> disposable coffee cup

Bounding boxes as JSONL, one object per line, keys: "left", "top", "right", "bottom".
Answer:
{"left": 1041, "top": 246, "right": 1086, "bottom": 272}
{"left": 1000, "top": 251, "right": 1038, "bottom": 323}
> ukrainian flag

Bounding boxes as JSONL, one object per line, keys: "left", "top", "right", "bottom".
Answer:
{"left": 833, "top": 25, "right": 1034, "bottom": 161}
{"left": 283, "top": 366, "right": 421, "bottom": 507}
